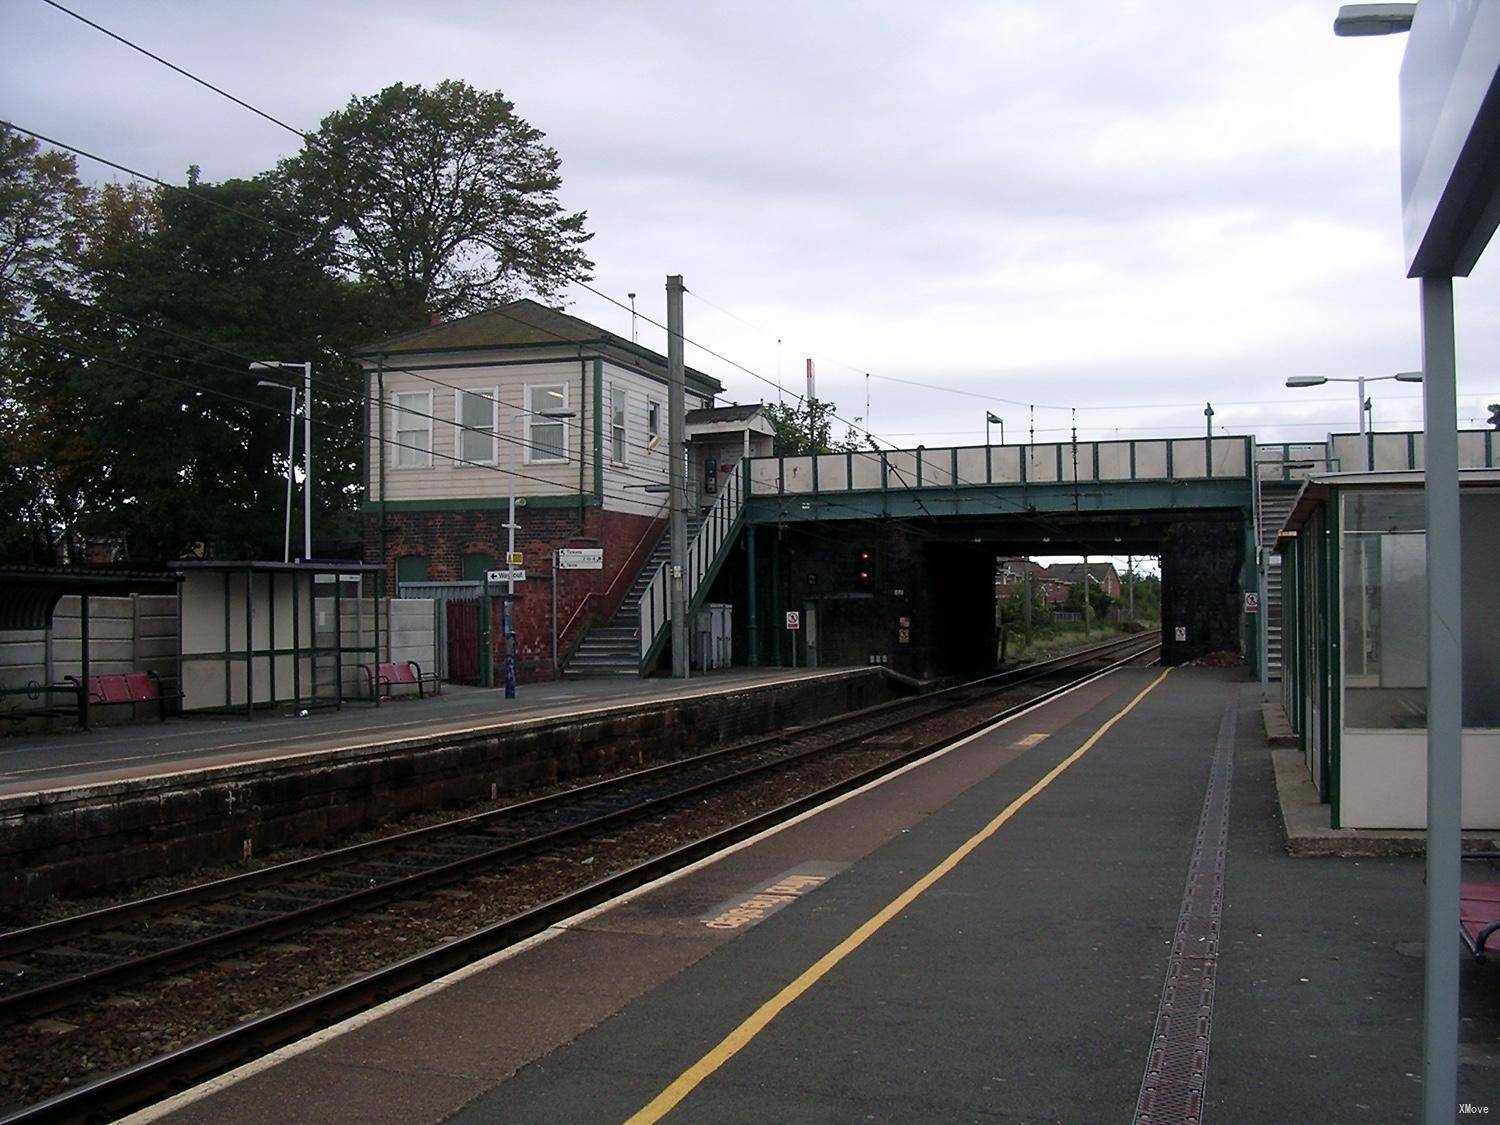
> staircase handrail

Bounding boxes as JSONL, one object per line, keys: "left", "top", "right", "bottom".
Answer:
{"left": 637, "top": 464, "right": 746, "bottom": 666}
{"left": 558, "top": 498, "right": 669, "bottom": 646}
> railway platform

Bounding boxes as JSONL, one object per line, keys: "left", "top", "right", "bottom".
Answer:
{"left": 0, "top": 667, "right": 866, "bottom": 799}
{"left": 127, "top": 665, "right": 1500, "bottom": 1124}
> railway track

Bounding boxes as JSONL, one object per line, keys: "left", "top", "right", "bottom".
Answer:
{"left": 2, "top": 634, "right": 1157, "bottom": 1122}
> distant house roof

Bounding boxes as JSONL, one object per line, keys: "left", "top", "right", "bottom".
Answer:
{"left": 1045, "top": 562, "right": 1119, "bottom": 585}
{"left": 351, "top": 298, "right": 723, "bottom": 396}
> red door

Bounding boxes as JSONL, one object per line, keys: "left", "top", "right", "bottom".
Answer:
{"left": 446, "top": 598, "right": 482, "bottom": 684}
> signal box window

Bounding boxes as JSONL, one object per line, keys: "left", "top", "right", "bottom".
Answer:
{"left": 525, "top": 384, "right": 569, "bottom": 463}
{"left": 611, "top": 386, "right": 627, "bottom": 464}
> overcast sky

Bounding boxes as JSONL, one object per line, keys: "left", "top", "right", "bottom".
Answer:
{"left": 4, "top": 0, "right": 1497, "bottom": 451}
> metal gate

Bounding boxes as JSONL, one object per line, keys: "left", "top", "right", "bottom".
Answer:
{"left": 398, "top": 581, "right": 483, "bottom": 682}
{"left": 445, "top": 598, "right": 482, "bottom": 684}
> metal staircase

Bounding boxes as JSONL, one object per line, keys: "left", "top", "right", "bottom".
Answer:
{"left": 563, "top": 512, "right": 701, "bottom": 679}
{"left": 1258, "top": 482, "right": 1300, "bottom": 680}
{"left": 636, "top": 467, "right": 747, "bottom": 673}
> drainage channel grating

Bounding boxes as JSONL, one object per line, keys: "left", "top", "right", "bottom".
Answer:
{"left": 1135, "top": 696, "right": 1237, "bottom": 1125}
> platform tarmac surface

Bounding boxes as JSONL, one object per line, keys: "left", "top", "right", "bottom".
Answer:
{"left": 0, "top": 667, "right": 858, "bottom": 799}
{"left": 132, "top": 667, "right": 1500, "bottom": 1124}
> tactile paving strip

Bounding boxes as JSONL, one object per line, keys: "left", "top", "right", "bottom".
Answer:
{"left": 1135, "top": 695, "right": 1237, "bottom": 1124}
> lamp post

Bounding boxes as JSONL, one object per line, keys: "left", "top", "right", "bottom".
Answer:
{"left": 985, "top": 411, "right": 1003, "bottom": 445}
{"left": 1285, "top": 371, "right": 1422, "bottom": 470}
{"left": 251, "top": 360, "right": 313, "bottom": 558}
{"left": 256, "top": 379, "right": 298, "bottom": 563}
{"left": 506, "top": 399, "right": 574, "bottom": 698}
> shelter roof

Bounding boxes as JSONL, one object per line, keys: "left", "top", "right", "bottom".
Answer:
{"left": 0, "top": 566, "right": 180, "bottom": 631}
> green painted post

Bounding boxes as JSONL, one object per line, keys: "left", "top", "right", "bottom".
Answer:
{"left": 770, "top": 534, "right": 782, "bottom": 667}
{"left": 746, "top": 522, "right": 759, "bottom": 667}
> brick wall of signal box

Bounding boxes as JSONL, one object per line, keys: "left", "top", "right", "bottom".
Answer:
{"left": 364, "top": 506, "right": 664, "bottom": 681}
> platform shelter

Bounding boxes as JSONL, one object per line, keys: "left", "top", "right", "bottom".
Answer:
{"left": 1277, "top": 469, "right": 1500, "bottom": 829}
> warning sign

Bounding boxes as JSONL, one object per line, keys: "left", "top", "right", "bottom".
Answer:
{"left": 785, "top": 611, "right": 801, "bottom": 631}
{"left": 1244, "top": 592, "right": 1260, "bottom": 613}
{"left": 1174, "top": 626, "right": 1187, "bottom": 642}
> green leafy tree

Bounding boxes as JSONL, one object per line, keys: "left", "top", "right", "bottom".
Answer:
{"left": 0, "top": 129, "right": 111, "bottom": 562}
{"left": 999, "top": 585, "right": 1052, "bottom": 638}
{"left": 52, "top": 174, "right": 369, "bottom": 561}
{"left": 766, "top": 398, "right": 875, "bottom": 456}
{"left": 0, "top": 127, "right": 89, "bottom": 326}
{"left": 1065, "top": 580, "right": 1114, "bottom": 621}
{"left": 281, "top": 80, "right": 593, "bottom": 324}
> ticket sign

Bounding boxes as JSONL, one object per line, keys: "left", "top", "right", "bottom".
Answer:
{"left": 785, "top": 611, "right": 801, "bottom": 631}
{"left": 558, "top": 548, "right": 604, "bottom": 571}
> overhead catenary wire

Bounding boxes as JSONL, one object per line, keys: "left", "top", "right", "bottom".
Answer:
{"left": 4, "top": 281, "right": 683, "bottom": 501}
{"left": 5, "top": 318, "right": 693, "bottom": 514}
{"left": 1, "top": 115, "right": 1395, "bottom": 505}
{"left": 25, "top": 3, "right": 1065, "bottom": 439}
{"left": 7, "top": 12, "right": 1481, "bottom": 435}
{"left": 1, "top": 119, "right": 1007, "bottom": 520}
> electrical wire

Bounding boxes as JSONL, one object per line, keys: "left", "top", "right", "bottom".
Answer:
{"left": 4, "top": 318, "right": 687, "bottom": 513}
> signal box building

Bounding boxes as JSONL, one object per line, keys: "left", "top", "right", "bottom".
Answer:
{"left": 1275, "top": 432, "right": 1499, "bottom": 829}
{"left": 354, "top": 300, "right": 729, "bottom": 682}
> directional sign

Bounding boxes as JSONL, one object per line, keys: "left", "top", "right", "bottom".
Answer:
{"left": 785, "top": 611, "right": 801, "bottom": 631}
{"left": 557, "top": 548, "right": 604, "bottom": 571}
{"left": 486, "top": 569, "right": 526, "bottom": 584}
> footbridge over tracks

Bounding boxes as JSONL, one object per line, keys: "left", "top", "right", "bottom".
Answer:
{"left": 704, "top": 435, "right": 1261, "bottom": 682}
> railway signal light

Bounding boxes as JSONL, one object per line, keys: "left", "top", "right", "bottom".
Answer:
{"left": 855, "top": 549, "right": 873, "bottom": 586}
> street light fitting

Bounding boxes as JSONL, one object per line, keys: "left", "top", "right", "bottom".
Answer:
{"left": 1285, "top": 375, "right": 1328, "bottom": 387}
{"left": 1394, "top": 370, "right": 1424, "bottom": 382}
{"left": 1332, "top": 3, "right": 1415, "bottom": 37}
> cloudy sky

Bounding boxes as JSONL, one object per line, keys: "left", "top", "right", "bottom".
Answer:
{"left": 4, "top": 0, "right": 1497, "bottom": 450}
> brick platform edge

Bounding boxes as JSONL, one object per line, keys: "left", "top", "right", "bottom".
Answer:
{"left": 0, "top": 670, "right": 891, "bottom": 908}
{"left": 1272, "top": 748, "right": 1500, "bottom": 857}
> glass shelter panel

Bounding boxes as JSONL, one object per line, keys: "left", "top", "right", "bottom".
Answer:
{"left": 1341, "top": 488, "right": 1500, "bottom": 730}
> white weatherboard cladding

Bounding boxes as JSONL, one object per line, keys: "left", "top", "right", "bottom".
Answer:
{"left": 366, "top": 354, "right": 706, "bottom": 516}
{"left": 599, "top": 358, "right": 680, "bottom": 517}
{"left": 372, "top": 359, "right": 586, "bottom": 504}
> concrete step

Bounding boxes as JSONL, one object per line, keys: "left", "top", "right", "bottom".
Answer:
{"left": 564, "top": 652, "right": 639, "bottom": 666}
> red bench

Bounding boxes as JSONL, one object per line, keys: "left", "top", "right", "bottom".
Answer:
{"left": 1461, "top": 854, "right": 1500, "bottom": 961}
{"left": 65, "top": 672, "right": 169, "bottom": 720}
{"left": 359, "top": 661, "right": 441, "bottom": 700}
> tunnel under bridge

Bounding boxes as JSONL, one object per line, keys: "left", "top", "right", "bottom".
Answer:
{"left": 700, "top": 435, "right": 1260, "bottom": 682}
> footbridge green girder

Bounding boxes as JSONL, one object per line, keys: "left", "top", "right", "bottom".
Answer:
{"left": 739, "top": 435, "right": 1257, "bottom": 526}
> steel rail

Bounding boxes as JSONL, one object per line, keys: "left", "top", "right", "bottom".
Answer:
{"left": 0, "top": 634, "right": 1157, "bottom": 1019}
{"left": 2, "top": 639, "right": 1159, "bottom": 1124}
{"left": 0, "top": 631, "right": 1150, "bottom": 961}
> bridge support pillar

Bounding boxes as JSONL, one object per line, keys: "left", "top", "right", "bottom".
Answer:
{"left": 746, "top": 524, "right": 759, "bottom": 667}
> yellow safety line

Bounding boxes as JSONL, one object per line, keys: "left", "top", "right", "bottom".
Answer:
{"left": 625, "top": 667, "right": 1173, "bottom": 1125}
